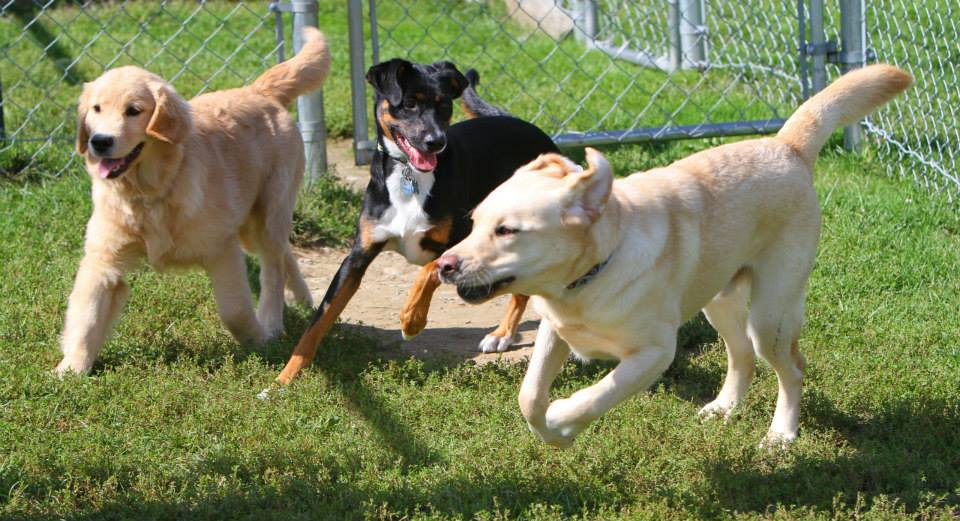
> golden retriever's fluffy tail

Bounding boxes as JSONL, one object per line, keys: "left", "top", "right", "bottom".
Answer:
{"left": 776, "top": 64, "right": 911, "bottom": 165}
{"left": 252, "top": 27, "right": 330, "bottom": 107}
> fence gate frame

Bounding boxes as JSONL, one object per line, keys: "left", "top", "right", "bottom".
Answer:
{"left": 345, "top": 0, "right": 872, "bottom": 167}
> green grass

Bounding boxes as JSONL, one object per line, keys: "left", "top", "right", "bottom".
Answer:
{"left": 2, "top": 1, "right": 960, "bottom": 520}
{"left": 1, "top": 140, "right": 958, "bottom": 520}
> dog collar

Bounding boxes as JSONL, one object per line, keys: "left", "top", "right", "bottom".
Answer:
{"left": 566, "top": 254, "right": 613, "bottom": 290}
{"left": 378, "top": 142, "right": 420, "bottom": 195}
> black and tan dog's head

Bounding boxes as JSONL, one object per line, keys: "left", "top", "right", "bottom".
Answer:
{"left": 366, "top": 58, "right": 467, "bottom": 172}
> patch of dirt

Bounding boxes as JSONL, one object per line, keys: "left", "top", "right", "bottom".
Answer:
{"left": 293, "top": 246, "right": 539, "bottom": 364}
{"left": 292, "top": 139, "right": 538, "bottom": 364}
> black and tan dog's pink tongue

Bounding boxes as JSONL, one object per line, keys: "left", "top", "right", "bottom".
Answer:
{"left": 98, "top": 158, "right": 124, "bottom": 179}
{"left": 406, "top": 147, "right": 437, "bottom": 171}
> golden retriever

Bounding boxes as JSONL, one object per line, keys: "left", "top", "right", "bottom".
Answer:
{"left": 56, "top": 28, "right": 330, "bottom": 375}
{"left": 437, "top": 64, "right": 911, "bottom": 448}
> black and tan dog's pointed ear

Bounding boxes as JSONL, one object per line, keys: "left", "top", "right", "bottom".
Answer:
{"left": 146, "top": 82, "right": 192, "bottom": 145}
{"left": 366, "top": 58, "right": 410, "bottom": 106}
{"left": 563, "top": 148, "right": 613, "bottom": 226}
{"left": 433, "top": 61, "right": 467, "bottom": 99}
{"left": 76, "top": 83, "right": 91, "bottom": 155}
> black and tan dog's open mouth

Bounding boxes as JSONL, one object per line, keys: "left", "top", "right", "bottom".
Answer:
{"left": 395, "top": 132, "right": 437, "bottom": 172}
{"left": 96, "top": 142, "right": 144, "bottom": 179}
{"left": 456, "top": 276, "right": 515, "bottom": 304}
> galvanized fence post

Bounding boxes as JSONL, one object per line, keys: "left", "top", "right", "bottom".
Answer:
{"left": 678, "top": 0, "right": 706, "bottom": 68}
{"left": 839, "top": 0, "right": 866, "bottom": 151}
{"left": 291, "top": 0, "right": 327, "bottom": 178}
{"left": 668, "top": 0, "right": 682, "bottom": 71}
{"left": 0, "top": 75, "right": 5, "bottom": 142}
{"left": 348, "top": 0, "right": 374, "bottom": 165}
{"left": 808, "top": 0, "right": 828, "bottom": 93}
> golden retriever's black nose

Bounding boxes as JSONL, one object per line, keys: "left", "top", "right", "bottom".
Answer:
{"left": 90, "top": 134, "right": 114, "bottom": 154}
{"left": 437, "top": 253, "right": 461, "bottom": 279}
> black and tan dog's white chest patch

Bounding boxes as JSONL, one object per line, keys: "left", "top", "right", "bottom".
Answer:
{"left": 370, "top": 162, "right": 438, "bottom": 265}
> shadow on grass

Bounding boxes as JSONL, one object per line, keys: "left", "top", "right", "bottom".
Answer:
{"left": 10, "top": 465, "right": 622, "bottom": 520}
{"left": 695, "top": 394, "right": 960, "bottom": 515}
{"left": 8, "top": 1, "right": 86, "bottom": 85}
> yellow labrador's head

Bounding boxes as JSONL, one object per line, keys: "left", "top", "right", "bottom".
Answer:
{"left": 439, "top": 148, "right": 614, "bottom": 302}
{"left": 76, "top": 66, "right": 191, "bottom": 180}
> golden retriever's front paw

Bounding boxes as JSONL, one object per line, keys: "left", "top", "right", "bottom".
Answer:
{"left": 698, "top": 399, "right": 738, "bottom": 422}
{"left": 53, "top": 357, "right": 92, "bottom": 377}
{"left": 285, "top": 288, "right": 313, "bottom": 308}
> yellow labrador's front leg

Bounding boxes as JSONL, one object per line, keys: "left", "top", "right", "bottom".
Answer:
{"left": 543, "top": 345, "right": 675, "bottom": 446}
{"left": 518, "top": 320, "right": 572, "bottom": 447}
{"left": 523, "top": 322, "right": 677, "bottom": 448}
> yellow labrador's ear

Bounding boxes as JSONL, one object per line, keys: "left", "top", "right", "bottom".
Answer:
{"left": 146, "top": 82, "right": 192, "bottom": 145}
{"left": 562, "top": 147, "right": 613, "bottom": 226}
{"left": 75, "top": 83, "right": 91, "bottom": 155}
{"left": 518, "top": 153, "right": 578, "bottom": 179}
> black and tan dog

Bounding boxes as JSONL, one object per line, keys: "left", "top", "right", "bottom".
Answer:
{"left": 269, "top": 60, "right": 558, "bottom": 387}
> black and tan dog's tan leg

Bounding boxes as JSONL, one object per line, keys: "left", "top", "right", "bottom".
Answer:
{"left": 274, "top": 231, "right": 384, "bottom": 386}
{"left": 399, "top": 260, "right": 441, "bottom": 339}
{"left": 398, "top": 265, "right": 529, "bottom": 353}
{"left": 478, "top": 294, "right": 529, "bottom": 353}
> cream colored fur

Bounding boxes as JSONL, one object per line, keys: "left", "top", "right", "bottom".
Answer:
{"left": 442, "top": 64, "right": 911, "bottom": 448}
{"left": 57, "top": 28, "right": 330, "bottom": 375}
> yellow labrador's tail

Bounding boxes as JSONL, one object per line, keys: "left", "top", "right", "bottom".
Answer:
{"left": 776, "top": 64, "right": 912, "bottom": 165}
{"left": 251, "top": 27, "right": 330, "bottom": 107}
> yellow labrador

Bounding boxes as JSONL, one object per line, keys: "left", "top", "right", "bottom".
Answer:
{"left": 437, "top": 64, "right": 911, "bottom": 448}
{"left": 57, "top": 28, "right": 330, "bottom": 375}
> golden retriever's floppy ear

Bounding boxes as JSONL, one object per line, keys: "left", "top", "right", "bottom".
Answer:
{"left": 146, "top": 82, "right": 192, "bottom": 145}
{"left": 562, "top": 148, "right": 613, "bottom": 226}
{"left": 76, "top": 83, "right": 91, "bottom": 155}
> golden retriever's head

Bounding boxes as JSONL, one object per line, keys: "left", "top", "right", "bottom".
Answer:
{"left": 77, "top": 66, "right": 191, "bottom": 180}
{"left": 438, "top": 148, "right": 614, "bottom": 302}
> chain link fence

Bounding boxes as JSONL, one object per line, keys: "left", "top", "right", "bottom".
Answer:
{"left": 364, "top": 0, "right": 801, "bottom": 150}
{"left": 865, "top": 0, "right": 959, "bottom": 197}
{"left": 2, "top": 1, "right": 957, "bottom": 200}
{"left": 360, "top": 0, "right": 957, "bottom": 200}
{"left": 0, "top": 0, "right": 282, "bottom": 177}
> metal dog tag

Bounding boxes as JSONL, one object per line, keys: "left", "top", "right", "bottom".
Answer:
{"left": 401, "top": 167, "right": 419, "bottom": 196}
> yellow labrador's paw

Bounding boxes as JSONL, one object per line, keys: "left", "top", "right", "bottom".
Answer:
{"left": 698, "top": 399, "right": 737, "bottom": 422}
{"left": 478, "top": 333, "right": 517, "bottom": 353}
{"left": 759, "top": 430, "right": 797, "bottom": 452}
{"left": 526, "top": 422, "right": 575, "bottom": 449}
{"left": 541, "top": 398, "right": 590, "bottom": 447}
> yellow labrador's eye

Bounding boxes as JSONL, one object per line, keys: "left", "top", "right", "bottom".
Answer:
{"left": 124, "top": 106, "right": 142, "bottom": 117}
{"left": 495, "top": 225, "right": 518, "bottom": 237}
{"left": 93, "top": 104, "right": 101, "bottom": 113}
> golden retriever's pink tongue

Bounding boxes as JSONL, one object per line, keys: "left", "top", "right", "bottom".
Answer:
{"left": 98, "top": 158, "right": 123, "bottom": 179}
